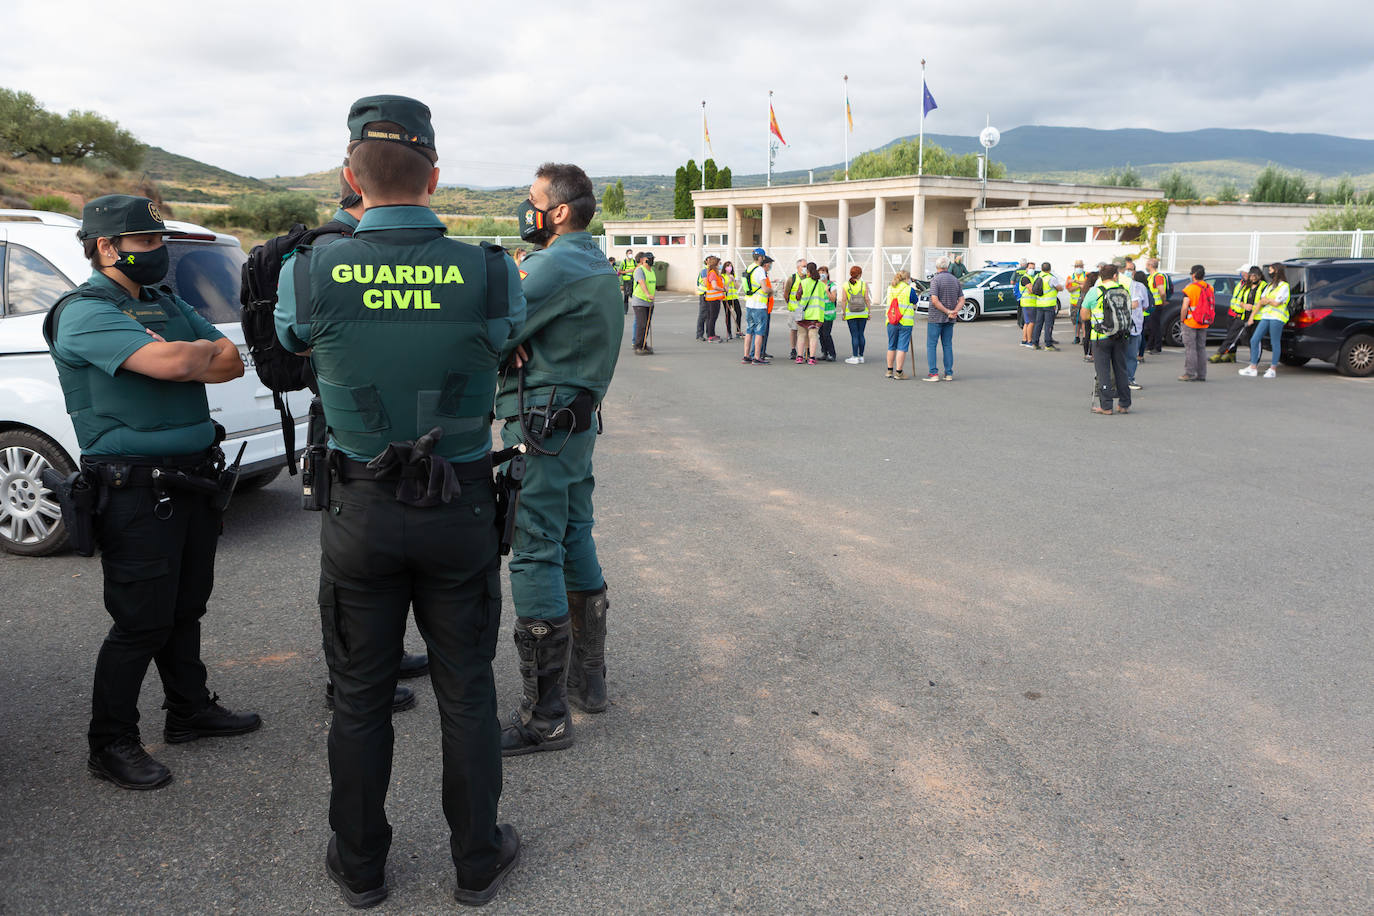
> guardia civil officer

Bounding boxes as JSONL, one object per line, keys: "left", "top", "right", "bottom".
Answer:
{"left": 497, "top": 163, "right": 624, "bottom": 756}
{"left": 275, "top": 96, "right": 524, "bottom": 908}
{"left": 45, "top": 195, "right": 260, "bottom": 791}
{"left": 310, "top": 163, "right": 431, "bottom": 715}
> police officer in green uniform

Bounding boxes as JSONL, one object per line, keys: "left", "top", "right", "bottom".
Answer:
{"left": 274, "top": 96, "right": 524, "bottom": 908}
{"left": 45, "top": 195, "right": 261, "bottom": 791}
{"left": 497, "top": 163, "right": 623, "bottom": 757}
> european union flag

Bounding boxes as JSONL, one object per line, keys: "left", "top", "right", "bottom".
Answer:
{"left": 923, "top": 80, "right": 938, "bottom": 117}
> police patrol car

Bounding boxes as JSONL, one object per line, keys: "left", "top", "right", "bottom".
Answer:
{"left": 0, "top": 209, "right": 309, "bottom": 555}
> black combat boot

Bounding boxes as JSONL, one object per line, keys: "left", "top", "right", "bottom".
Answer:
{"left": 163, "top": 694, "right": 262, "bottom": 744}
{"left": 566, "top": 586, "right": 609, "bottom": 714}
{"left": 326, "top": 680, "right": 417, "bottom": 713}
{"left": 398, "top": 651, "right": 429, "bottom": 679}
{"left": 88, "top": 735, "right": 172, "bottom": 790}
{"left": 500, "top": 616, "right": 573, "bottom": 757}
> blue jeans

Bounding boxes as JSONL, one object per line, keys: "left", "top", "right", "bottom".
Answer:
{"left": 847, "top": 317, "right": 867, "bottom": 357}
{"left": 926, "top": 321, "right": 953, "bottom": 374}
{"left": 1030, "top": 307, "right": 1056, "bottom": 346}
{"left": 1249, "top": 318, "right": 1283, "bottom": 367}
{"left": 1126, "top": 333, "right": 1141, "bottom": 382}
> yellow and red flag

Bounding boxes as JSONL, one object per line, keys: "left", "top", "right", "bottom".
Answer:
{"left": 769, "top": 103, "right": 787, "bottom": 146}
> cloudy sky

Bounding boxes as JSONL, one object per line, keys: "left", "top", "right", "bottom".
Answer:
{"left": 5, "top": 0, "right": 1369, "bottom": 186}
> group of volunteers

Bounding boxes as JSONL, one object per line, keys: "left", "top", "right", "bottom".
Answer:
{"left": 44, "top": 94, "right": 630, "bottom": 908}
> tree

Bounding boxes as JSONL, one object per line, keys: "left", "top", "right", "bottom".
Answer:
{"left": 1305, "top": 203, "right": 1374, "bottom": 232}
{"left": 1217, "top": 181, "right": 1240, "bottom": 202}
{"left": 1160, "top": 170, "right": 1198, "bottom": 200}
{"left": 673, "top": 165, "right": 691, "bottom": 218}
{"left": 600, "top": 179, "right": 625, "bottom": 218}
{"left": 846, "top": 139, "right": 1004, "bottom": 180}
{"left": 1104, "top": 165, "right": 1142, "bottom": 188}
{"left": 0, "top": 88, "right": 144, "bottom": 169}
{"left": 1326, "top": 175, "right": 1358, "bottom": 205}
{"left": 1250, "top": 165, "right": 1312, "bottom": 203}
{"left": 685, "top": 158, "right": 701, "bottom": 196}
{"left": 705, "top": 162, "right": 730, "bottom": 218}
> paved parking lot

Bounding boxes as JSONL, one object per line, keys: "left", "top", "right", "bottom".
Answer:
{"left": 1, "top": 293, "right": 1370, "bottom": 913}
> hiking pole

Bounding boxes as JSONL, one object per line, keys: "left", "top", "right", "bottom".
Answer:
{"left": 645, "top": 305, "right": 654, "bottom": 350}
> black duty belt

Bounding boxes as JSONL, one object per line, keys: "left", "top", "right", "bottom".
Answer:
{"left": 522, "top": 390, "right": 597, "bottom": 434}
{"left": 81, "top": 450, "right": 218, "bottom": 488}
{"left": 331, "top": 453, "right": 493, "bottom": 484}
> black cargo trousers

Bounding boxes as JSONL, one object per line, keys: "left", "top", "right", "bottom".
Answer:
{"left": 87, "top": 460, "right": 219, "bottom": 752}
{"left": 320, "top": 470, "right": 505, "bottom": 890}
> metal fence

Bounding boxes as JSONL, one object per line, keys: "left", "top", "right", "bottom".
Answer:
{"left": 1160, "top": 231, "right": 1370, "bottom": 273}
{"left": 447, "top": 235, "right": 610, "bottom": 255}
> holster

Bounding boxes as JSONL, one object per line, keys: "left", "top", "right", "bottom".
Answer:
{"left": 523, "top": 390, "right": 598, "bottom": 440}
{"left": 301, "top": 396, "right": 329, "bottom": 511}
{"left": 365, "top": 426, "right": 461, "bottom": 508}
{"left": 494, "top": 453, "right": 526, "bottom": 556}
{"left": 40, "top": 468, "right": 98, "bottom": 557}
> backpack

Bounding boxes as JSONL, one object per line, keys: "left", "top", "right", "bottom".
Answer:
{"left": 1094, "top": 285, "right": 1133, "bottom": 340}
{"left": 742, "top": 265, "right": 758, "bottom": 296}
{"left": 1192, "top": 284, "right": 1216, "bottom": 326}
{"left": 240, "top": 219, "right": 353, "bottom": 474}
{"left": 1031, "top": 275, "right": 1046, "bottom": 297}
{"left": 887, "top": 295, "right": 902, "bottom": 325}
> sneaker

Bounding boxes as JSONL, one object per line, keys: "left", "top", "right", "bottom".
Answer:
{"left": 1220, "top": 353, "right": 1236, "bottom": 363}
{"left": 164, "top": 694, "right": 262, "bottom": 744}
{"left": 707, "top": 335, "right": 722, "bottom": 342}
{"left": 1263, "top": 367, "right": 1276, "bottom": 378}
{"left": 752, "top": 358, "right": 768, "bottom": 365}
{"left": 858, "top": 356, "right": 866, "bottom": 364}
{"left": 1128, "top": 382, "right": 1142, "bottom": 390}
{"left": 923, "top": 373, "right": 940, "bottom": 381}
{"left": 885, "top": 368, "right": 893, "bottom": 378}
{"left": 1073, "top": 336, "right": 1081, "bottom": 345}
{"left": 1239, "top": 366, "right": 1258, "bottom": 377}
{"left": 795, "top": 356, "right": 804, "bottom": 363}
{"left": 88, "top": 735, "right": 173, "bottom": 790}
{"left": 1091, "top": 406, "right": 1114, "bottom": 415}
{"left": 1020, "top": 341, "right": 1033, "bottom": 349}
{"left": 942, "top": 372, "right": 954, "bottom": 381}
{"left": 790, "top": 349, "right": 798, "bottom": 360}
{"left": 807, "top": 358, "right": 817, "bottom": 365}
{"left": 1177, "top": 375, "right": 1196, "bottom": 382}
{"left": 844, "top": 356, "right": 860, "bottom": 364}
{"left": 1208, "top": 354, "right": 1223, "bottom": 363}
{"left": 1117, "top": 406, "right": 1130, "bottom": 414}
{"left": 893, "top": 370, "right": 906, "bottom": 380}
{"left": 1045, "top": 344, "right": 1059, "bottom": 351}
{"left": 741, "top": 356, "right": 753, "bottom": 364}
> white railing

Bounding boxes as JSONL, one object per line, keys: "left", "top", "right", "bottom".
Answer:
{"left": 1159, "top": 230, "right": 1370, "bottom": 273}
{"left": 452, "top": 235, "right": 609, "bottom": 255}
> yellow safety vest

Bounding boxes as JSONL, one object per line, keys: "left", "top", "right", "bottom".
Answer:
{"left": 801, "top": 278, "right": 826, "bottom": 320}
{"left": 744, "top": 263, "right": 770, "bottom": 307}
{"left": 1036, "top": 273, "right": 1059, "bottom": 309}
{"left": 843, "top": 280, "right": 868, "bottom": 319}
{"left": 1257, "top": 281, "right": 1291, "bottom": 323}
{"left": 696, "top": 268, "right": 708, "bottom": 295}
{"left": 617, "top": 258, "right": 635, "bottom": 281}
{"left": 1146, "top": 271, "right": 1167, "bottom": 309}
{"left": 1066, "top": 270, "right": 1087, "bottom": 306}
{"left": 1229, "top": 281, "right": 1259, "bottom": 317}
{"left": 887, "top": 282, "right": 914, "bottom": 326}
{"left": 787, "top": 272, "right": 807, "bottom": 310}
{"left": 633, "top": 263, "right": 656, "bottom": 302}
{"left": 723, "top": 273, "right": 739, "bottom": 298}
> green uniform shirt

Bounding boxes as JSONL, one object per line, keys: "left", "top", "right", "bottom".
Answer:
{"left": 48, "top": 271, "right": 222, "bottom": 456}
{"left": 494, "top": 231, "right": 624, "bottom": 419}
{"left": 275, "top": 205, "right": 525, "bottom": 462}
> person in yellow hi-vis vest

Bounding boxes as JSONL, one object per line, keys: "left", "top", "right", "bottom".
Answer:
{"left": 884, "top": 269, "right": 916, "bottom": 379}
{"left": 842, "top": 266, "right": 870, "bottom": 363}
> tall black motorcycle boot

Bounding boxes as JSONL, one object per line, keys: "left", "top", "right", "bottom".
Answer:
{"left": 566, "top": 586, "right": 609, "bottom": 714}
{"left": 500, "top": 616, "right": 573, "bottom": 757}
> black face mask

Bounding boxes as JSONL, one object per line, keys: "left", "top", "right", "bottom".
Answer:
{"left": 111, "top": 244, "right": 170, "bottom": 287}
{"left": 517, "top": 199, "right": 552, "bottom": 245}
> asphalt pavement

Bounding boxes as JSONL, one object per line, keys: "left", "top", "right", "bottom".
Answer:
{"left": 2, "top": 293, "right": 1370, "bottom": 914}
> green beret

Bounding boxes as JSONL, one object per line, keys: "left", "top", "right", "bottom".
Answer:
{"left": 347, "top": 95, "right": 435, "bottom": 152}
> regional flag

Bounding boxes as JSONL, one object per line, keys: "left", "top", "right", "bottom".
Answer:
{"left": 846, "top": 94, "right": 853, "bottom": 132}
{"left": 922, "top": 80, "right": 938, "bottom": 117}
{"left": 769, "top": 103, "right": 787, "bottom": 146}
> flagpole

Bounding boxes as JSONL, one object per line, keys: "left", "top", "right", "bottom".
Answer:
{"left": 701, "top": 100, "right": 707, "bottom": 190}
{"left": 843, "top": 75, "right": 850, "bottom": 181}
{"left": 918, "top": 59, "right": 926, "bottom": 176}
{"left": 767, "top": 90, "right": 773, "bottom": 188}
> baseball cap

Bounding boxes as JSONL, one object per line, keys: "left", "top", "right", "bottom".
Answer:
{"left": 347, "top": 95, "right": 436, "bottom": 152}
{"left": 77, "top": 195, "right": 182, "bottom": 240}
{"left": 752, "top": 247, "right": 766, "bottom": 257}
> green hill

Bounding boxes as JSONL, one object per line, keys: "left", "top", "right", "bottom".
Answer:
{"left": 140, "top": 146, "right": 268, "bottom": 201}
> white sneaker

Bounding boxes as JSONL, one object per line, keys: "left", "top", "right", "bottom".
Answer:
{"left": 1239, "top": 366, "right": 1258, "bottom": 377}
{"left": 1263, "top": 367, "right": 1276, "bottom": 379}
{"left": 844, "top": 356, "right": 860, "bottom": 364}
{"left": 858, "top": 356, "right": 866, "bottom": 363}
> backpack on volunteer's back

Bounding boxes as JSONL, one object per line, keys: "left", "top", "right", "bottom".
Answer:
{"left": 1093, "top": 284, "right": 1133, "bottom": 340}
{"left": 1191, "top": 283, "right": 1216, "bottom": 326}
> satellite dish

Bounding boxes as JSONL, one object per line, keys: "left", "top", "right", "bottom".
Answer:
{"left": 979, "top": 126, "right": 1000, "bottom": 149}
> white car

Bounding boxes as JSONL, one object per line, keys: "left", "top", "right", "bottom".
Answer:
{"left": 0, "top": 209, "right": 308, "bottom": 556}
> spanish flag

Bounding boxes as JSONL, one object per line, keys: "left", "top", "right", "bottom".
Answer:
{"left": 704, "top": 115, "right": 713, "bottom": 155}
{"left": 769, "top": 102, "right": 787, "bottom": 146}
{"left": 846, "top": 94, "right": 853, "bottom": 133}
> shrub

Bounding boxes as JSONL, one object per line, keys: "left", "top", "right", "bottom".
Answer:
{"left": 219, "top": 191, "right": 321, "bottom": 233}
{"left": 28, "top": 193, "right": 72, "bottom": 213}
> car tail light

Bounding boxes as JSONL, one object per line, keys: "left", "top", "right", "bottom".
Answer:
{"left": 1292, "top": 309, "right": 1331, "bottom": 327}
{"left": 175, "top": 233, "right": 218, "bottom": 242}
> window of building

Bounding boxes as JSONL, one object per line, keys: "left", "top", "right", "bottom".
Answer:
{"left": 1093, "top": 226, "right": 1116, "bottom": 242}
{"left": 1041, "top": 228, "right": 1064, "bottom": 243}
{"left": 705, "top": 233, "right": 728, "bottom": 246}
{"left": 817, "top": 220, "right": 829, "bottom": 245}
{"left": 979, "top": 229, "right": 995, "bottom": 244}
{"left": 1065, "top": 227, "right": 1088, "bottom": 243}
{"left": 995, "top": 229, "right": 1012, "bottom": 243}
{"left": 4, "top": 244, "right": 73, "bottom": 315}
{"left": 952, "top": 230, "right": 966, "bottom": 246}
{"left": 612, "top": 235, "right": 632, "bottom": 246}
{"left": 1013, "top": 228, "right": 1031, "bottom": 244}
{"left": 1117, "top": 226, "right": 1142, "bottom": 243}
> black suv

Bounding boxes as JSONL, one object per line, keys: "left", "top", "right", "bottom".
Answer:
{"left": 1274, "top": 259, "right": 1374, "bottom": 376}
{"left": 1159, "top": 272, "right": 1235, "bottom": 347}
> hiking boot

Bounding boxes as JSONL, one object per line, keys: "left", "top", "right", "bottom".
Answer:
{"left": 885, "top": 368, "right": 893, "bottom": 378}
{"left": 566, "top": 586, "right": 608, "bottom": 714}
{"left": 893, "top": 370, "right": 906, "bottom": 380}
{"left": 454, "top": 824, "right": 521, "bottom": 906}
{"left": 501, "top": 616, "right": 573, "bottom": 757}
{"left": 1045, "top": 344, "right": 1059, "bottom": 351}
{"left": 326, "top": 835, "right": 388, "bottom": 909}
{"left": 399, "top": 651, "right": 428, "bottom": 679}
{"left": 1208, "top": 353, "right": 1223, "bottom": 363}
{"left": 88, "top": 735, "right": 172, "bottom": 790}
{"left": 164, "top": 694, "right": 261, "bottom": 744}
{"left": 1219, "top": 353, "right": 1236, "bottom": 363}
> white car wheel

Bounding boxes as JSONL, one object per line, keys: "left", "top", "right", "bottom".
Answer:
{"left": 0, "top": 430, "right": 74, "bottom": 556}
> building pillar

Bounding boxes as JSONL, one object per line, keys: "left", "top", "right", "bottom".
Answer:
{"left": 727, "top": 203, "right": 738, "bottom": 262}
{"left": 762, "top": 203, "right": 773, "bottom": 254}
{"left": 694, "top": 203, "right": 705, "bottom": 271}
{"left": 911, "top": 193, "right": 926, "bottom": 279}
{"left": 837, "top": 198, "right": 850, "bottom": 274}
{"left": 872, "top": 196, "right": 887, "bottom": 289}
{"left": 797, "top": 200, "right": 810, "bottom": 260}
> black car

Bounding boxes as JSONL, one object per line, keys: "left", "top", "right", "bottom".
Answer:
{"left": 1275, "top": 259, "right": 1374, "bottom": 377}
{"left": 1159, "top": 272, "right": 1239, "bottom": 347}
